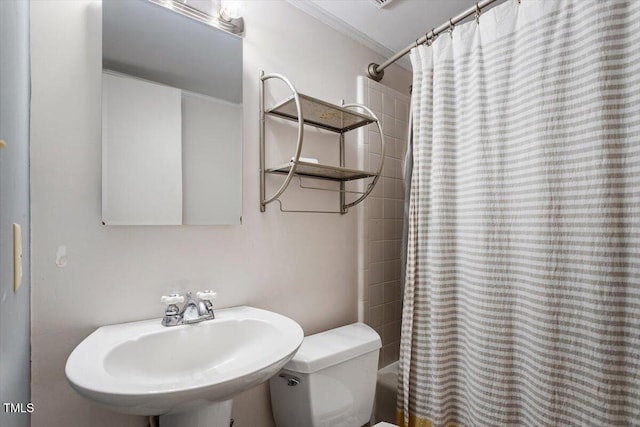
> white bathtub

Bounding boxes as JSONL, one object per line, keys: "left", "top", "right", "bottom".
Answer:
{"left": 374, "top": 361, "right": 399, "bottom": 424}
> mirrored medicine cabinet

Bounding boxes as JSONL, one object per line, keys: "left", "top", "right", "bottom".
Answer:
{"left": 101, "top": 0, "right": 243, "bottom": 225}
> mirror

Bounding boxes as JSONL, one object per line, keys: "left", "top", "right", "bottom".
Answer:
{"left": 101, "top": 0, "right": 243, "bottom": 225}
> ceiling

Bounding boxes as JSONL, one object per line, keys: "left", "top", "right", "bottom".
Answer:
{"left": 288, "top": 0, "right": 507, "bottom": 70}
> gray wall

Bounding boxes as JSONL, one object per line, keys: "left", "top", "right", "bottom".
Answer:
{"left": 0, "top": 0, "right": 31, "bottom": 426}
{"left": 28, "top": 1, "right": 410, "bottom": 425}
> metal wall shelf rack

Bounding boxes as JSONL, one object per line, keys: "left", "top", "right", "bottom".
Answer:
{"left": 260, "top": 72, "right": 385, "bottom": 214}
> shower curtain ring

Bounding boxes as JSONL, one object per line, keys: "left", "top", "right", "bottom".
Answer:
{"left": 426, "top": 28, "right": 435, "bottom": 46}
{"left": 449, "top": 19, "right": 455, "bottom": 38}
{"left": 475, "top": 2, "right": 481, "bottom": 24}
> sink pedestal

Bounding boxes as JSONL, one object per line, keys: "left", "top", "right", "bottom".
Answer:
{"left": 160, "top": 400, "right": 232, "bottom": 427}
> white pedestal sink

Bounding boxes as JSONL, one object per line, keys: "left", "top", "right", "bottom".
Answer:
{"left": 66, "top": 306, "right": 304, "bottom": 427}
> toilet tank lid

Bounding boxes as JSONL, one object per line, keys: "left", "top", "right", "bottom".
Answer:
{"left": 283, "top": 322, "right": 381, "bottom": 374}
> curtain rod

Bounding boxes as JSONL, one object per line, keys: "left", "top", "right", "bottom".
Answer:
{"left": 367, "top": 0, "right": 501, "bottom": 81}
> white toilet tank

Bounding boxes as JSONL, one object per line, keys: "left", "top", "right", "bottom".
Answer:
{"left": 270, "top": 322, "right": 381, "bottom": 427}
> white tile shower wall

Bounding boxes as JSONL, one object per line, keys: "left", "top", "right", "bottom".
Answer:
{"left": 357, "top": 77, "right": 410, "bottom": 368}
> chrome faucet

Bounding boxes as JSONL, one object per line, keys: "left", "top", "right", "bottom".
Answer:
{"left": 160, "top": 291, "right": 217, "bottom": 327}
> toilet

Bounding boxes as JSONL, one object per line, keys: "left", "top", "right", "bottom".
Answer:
{"left": 270, "top": 322, "right": 398, "bottom": 427}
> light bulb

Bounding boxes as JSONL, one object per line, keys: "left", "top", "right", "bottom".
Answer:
{"left": 219, "top": 0, "right": 243, "bottom": 21}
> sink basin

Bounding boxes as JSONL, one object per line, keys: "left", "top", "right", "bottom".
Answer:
{"left": 66, "top": 306, "right": 303, "bottom": 421}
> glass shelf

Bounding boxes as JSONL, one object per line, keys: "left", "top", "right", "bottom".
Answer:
{"left": 266, "top": 161, "right": 377, "bottom": 182}
{"left": 266, "top": 93, "right": 376, "bottom": 133}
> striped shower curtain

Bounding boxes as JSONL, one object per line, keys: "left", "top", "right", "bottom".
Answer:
{"left": 399, "top": 1, "right": 640, "bottom": 426}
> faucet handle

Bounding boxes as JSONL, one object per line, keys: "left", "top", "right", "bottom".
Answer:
{"left": 196, "top": 290, "right": 217, "bottom": 301}
{"left": 161, "top": 294, "right": 184, "bottom": 305}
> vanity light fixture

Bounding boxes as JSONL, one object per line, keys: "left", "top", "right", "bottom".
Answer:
{"left": 147, "top": 0, "right": 245, "bottom": 35}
